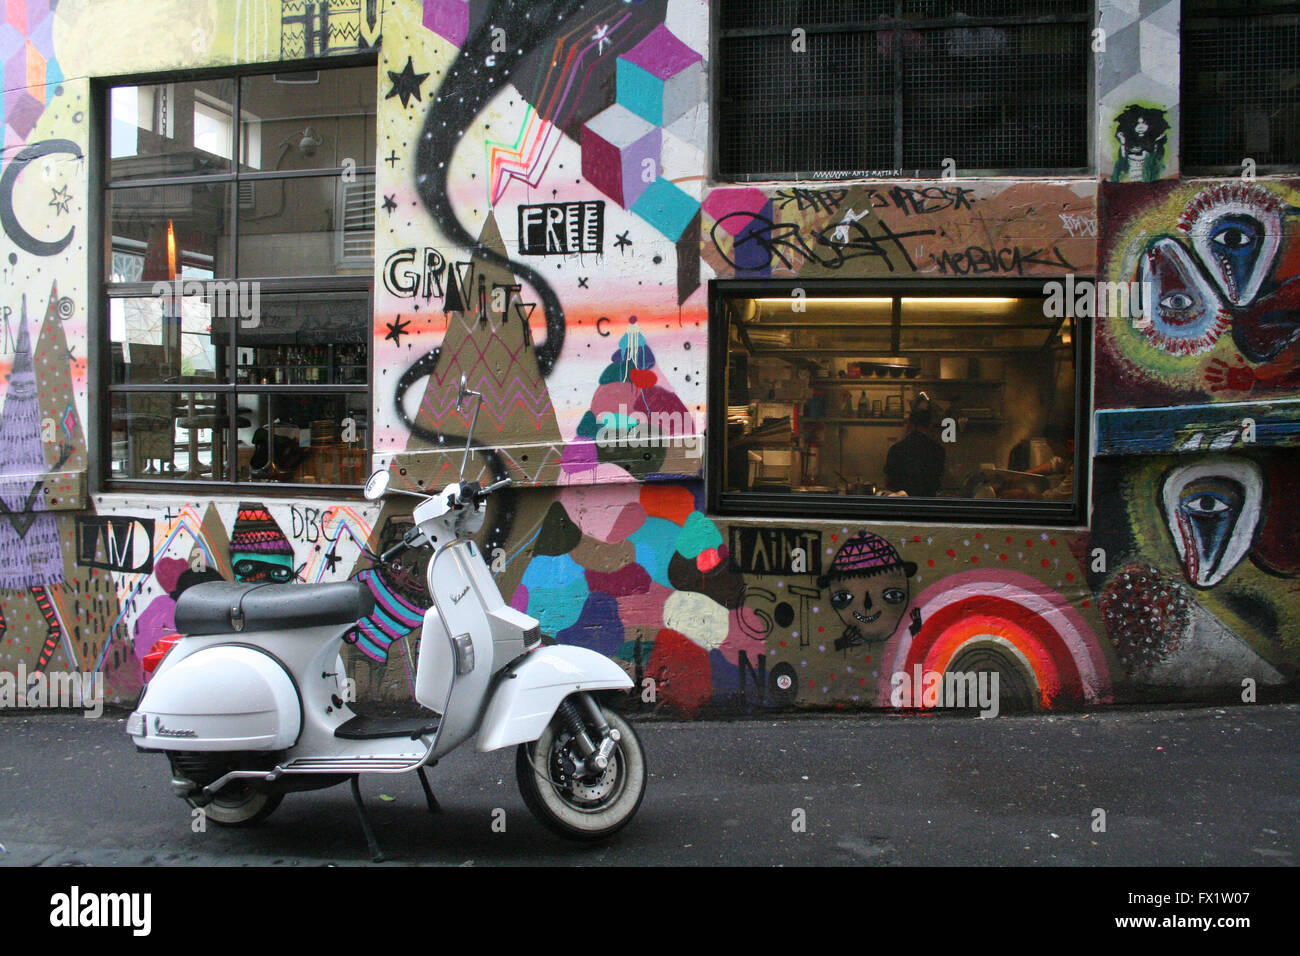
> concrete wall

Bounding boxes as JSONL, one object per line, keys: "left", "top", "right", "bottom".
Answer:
{"left": 0, "top": 0, "right": 1294, "bottom": 717}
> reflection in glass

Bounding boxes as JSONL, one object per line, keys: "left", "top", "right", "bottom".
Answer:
{"left": 106, "top": 183, "right": 231, "bottom": 282}
{"left": 237, "top": 393, "right": 368, "bottom": 485}
{"left": 110, "top": 392, "right": 228, "bottom": 480}
{"left": 236, "top": 174, "right": 374, "bottom": 277}
{"left": 109, "top": 79, "right": 237, "bottom": 179}
{"left": 240, "top": 67, "right": 376, "bottom": 173}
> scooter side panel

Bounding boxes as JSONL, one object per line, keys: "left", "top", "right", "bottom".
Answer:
{"left": 475, "top": 646, "right": 634, "bottom": 752}
{"left": 429, "top": 543, "right": 498, "bottom": 758}
{"left": 132, "top": 644, "right": 301, "bottom": 751}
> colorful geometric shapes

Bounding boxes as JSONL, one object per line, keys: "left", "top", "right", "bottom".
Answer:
{"left": 581, "top": 103, "right": 661, "bottom": 209}
{"left": 631, "top": 177, "right": 700, "bottom": 241}
{"left": 628, "top": 516, "right": 681, "bottom": 588}
{"left": 616, "top": 24, "right": 703, "bottom": 127}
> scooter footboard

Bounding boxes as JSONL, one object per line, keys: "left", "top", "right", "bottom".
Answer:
{"left": 476, "top": 646, "right": 633, "bottom": 752}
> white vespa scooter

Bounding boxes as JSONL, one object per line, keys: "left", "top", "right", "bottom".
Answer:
{"left": 126, "top": 377, "right": 646, "bottom": 857}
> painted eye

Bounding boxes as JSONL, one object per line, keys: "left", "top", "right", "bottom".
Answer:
{"left": 1159, "top": 292, "right": 1194, "bottom": 312}
{"left": 1211, "top": 227, "right": 1252, "bottom": 248}
{"left": 831, "top": 590, "right": 853, "bottom": 610}
{"left": 883, "top": 588, "right": 907, "bottom": 604}
{"left": 1182, "top": 494, "right": 1229, "bottom": 515}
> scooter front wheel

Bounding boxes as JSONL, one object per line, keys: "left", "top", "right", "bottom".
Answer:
{"left": 516, "top": 701, "right": 645, "bottom": 841}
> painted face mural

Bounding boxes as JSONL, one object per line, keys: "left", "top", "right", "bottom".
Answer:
{"left": 1136, "top": 237, "right": 1229, "bottom": 355}
{"left": 817, "top": 532, "right": 918, "bottom": 650}
{"left": 1112, "top": 105, "right": 1169, "bottom": 183}
{"left": 1099, "top": 180, "right": 1300, "bottom": 403}
{"left": 1160, "top": 458, "right": 1262, "bottom": 589}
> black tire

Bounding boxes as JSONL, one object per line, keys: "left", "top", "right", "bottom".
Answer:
{"left": 516, "top": 702, "right": 645, "bottom": 841}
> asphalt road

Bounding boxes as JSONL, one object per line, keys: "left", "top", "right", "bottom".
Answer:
{"left": 0, "top": 704, "right": 1296, "bottom": 867}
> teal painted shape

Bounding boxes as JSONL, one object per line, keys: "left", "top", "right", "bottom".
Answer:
{"left": 631, "top": 178, "right": 700, "bottom": 241}
{"left": 521, "top": 552, "right": 585, "bottom": 590}
{"left": 617, "top": 58, "right": 663, "bottom": 126}
{"left": 576, "top": 410, "right": 601, "bottom": 438}
{"left": 629, "top": 516, "right": 679, "bottom": 587}
{"left": 525, "top": 579, "right": 589, "bottom": 633}
{"left": 675, "top": 511, "right": 722, "bottom": 560}
{"left": 598, "top": 362, "right": 631, "bottom": 385}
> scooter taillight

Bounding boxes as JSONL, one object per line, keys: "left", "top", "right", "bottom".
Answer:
{"left": 142, "top": 634, "right": 182, "bottom": 679}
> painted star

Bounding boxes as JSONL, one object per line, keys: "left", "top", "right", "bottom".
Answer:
{"left": 614, "top": 231, "right": 632, "bottom": 252}
{"left": 49, "top": 185, "right": 71, "bottom": 215}
{"left": 385, "top": 315, "right": 411, "bottom": 345}
{"left": 323, "top": 549, "right": 341, "bottom": 573}
{"left": 382, "top": 193, "right": 398, "bottom": 214}
{"left": 386, "top": 56, "right": 429, "bottom": 108}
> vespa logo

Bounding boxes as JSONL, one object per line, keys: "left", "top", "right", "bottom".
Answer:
{"left": 153, "top": 716, "right": 197, "bottom": 739}
{"left": 450, "top": 586, "right": 471, "bottom": 605}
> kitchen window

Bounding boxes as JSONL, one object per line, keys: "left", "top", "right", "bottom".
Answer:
{"left": 101, "top": 63, "right": 376, "bottom": 490}
{"left": 708, "top": 280, "right": 1089, "bottom": 524}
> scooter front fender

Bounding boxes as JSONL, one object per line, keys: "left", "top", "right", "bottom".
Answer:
{"left": 476, "top": 646, "right": 633, "bottom": 752}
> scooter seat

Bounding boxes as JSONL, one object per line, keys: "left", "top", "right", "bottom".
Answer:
{"left": 175, "top": 581, "right": 376, "bottom": 636}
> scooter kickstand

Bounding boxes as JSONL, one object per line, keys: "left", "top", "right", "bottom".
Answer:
{"left": 416, "top": 766, "right": 441, "bottom": 814}
{"left": 350, "top": 775, "right": 385, "bottom": 863}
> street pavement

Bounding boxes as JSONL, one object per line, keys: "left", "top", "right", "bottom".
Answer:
{"left": 0, "top": 704, "right": 1296, "bottom": 867}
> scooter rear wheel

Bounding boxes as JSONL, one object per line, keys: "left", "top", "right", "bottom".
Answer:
{"left": 189, "top": 785, "right": 282, "bottom": 827}
{"left": 169, "top": 754, "right": 283, "bottom": 827}
{"left": 516, "top": 702, "right": 645, "bottom": 841}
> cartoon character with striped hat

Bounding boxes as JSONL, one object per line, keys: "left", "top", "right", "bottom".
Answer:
{"left": 817, "top": 531, "right": 922, "bottom": 651}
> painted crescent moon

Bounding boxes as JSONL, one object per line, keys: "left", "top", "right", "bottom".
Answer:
{"left": 0, "top": 139, "right": 82, "bottom": 257}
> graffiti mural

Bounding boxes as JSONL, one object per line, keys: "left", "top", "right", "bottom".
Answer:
{"left": 0, "top": 0, "right": 1292, "bottom": 716}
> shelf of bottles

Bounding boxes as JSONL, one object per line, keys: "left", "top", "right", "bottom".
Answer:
{"left": 237, "top": 344, "right": 367, "bottom": 385}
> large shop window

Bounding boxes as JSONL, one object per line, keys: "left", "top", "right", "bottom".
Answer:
{"left": 1182, "top": 1, "right": 1300, "bottom": 172}
{"left": 709, "top": 281, "right": 1088, "bottom": 524}
{"left": 715, "top": 0, "right": 1091, "bottom": 179}
{"left": 102, "top": 64, "right": 375, "bottom": 489}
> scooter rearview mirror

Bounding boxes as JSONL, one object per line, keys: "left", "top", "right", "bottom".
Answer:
{"left": 363, "top": 469, "right": 391, "bottom": 501}
{"left": 456, "top": 373, "right": 468, "bottom": 411}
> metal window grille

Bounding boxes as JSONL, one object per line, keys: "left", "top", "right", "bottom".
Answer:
{"left": 1182, "top": 1, "right": 1300, "bottom": 171}
{"left": 717, "top": 0, "right": 1091, "bottom": 179}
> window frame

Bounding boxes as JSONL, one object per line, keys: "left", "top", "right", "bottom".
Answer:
{"left": 1180, "top": 0, "right": 1300, "bottom": 175}
{"left": 706, "top": 277, "right": 1092, "bottom": 527}
{"left": 91, "top": 54, "right": 378, "bottom": 498}
{"left": 710, "top": 2, "right": 1096, "bottom": 181}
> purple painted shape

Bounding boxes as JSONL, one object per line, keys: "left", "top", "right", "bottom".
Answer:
{"left": 5, "top": 91, "right": 43, "bottom": 140}
{"left": 423, "top": 0, "right": 469, "bottom": 45}
{"left": 0, "top": 23, "right": 22, "bottom": 62}
{"left": 511, "top": 584, "right": 529, "bottom": 613}
{"left": 133, "top": 595, "right": 177, "bottom": 662}
{"left": 556, "top": 591, "right": 624, "bottom": 657}
{"left": 0, "top": 303, "right": 64, "bottom": 589}
{"left": 622, "top": 24, "right": 701, "bottom": 80}
{"left": 561, "top": 439, "right": 599, "bottom": 474}
{"left": 732, "top": 201, "right": 776, "bottom": 276}
{"left": 585, "top": 563, "right": 652, "bottom": 597}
